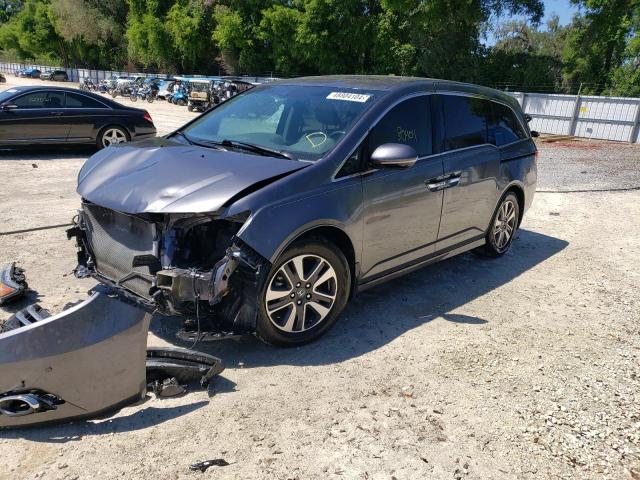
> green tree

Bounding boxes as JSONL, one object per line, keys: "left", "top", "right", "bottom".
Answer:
{"left": 51, "top": 0, "right": 128, "bottom": 68}
{"left": 0, "top": 0, "right": 67, "bottom": 64}
{"left": 126, "top": 0, "right": 174, "bottom": 70}
{"left": 563, "top": 0, "right": 638, "bottom": 94}
{"left": 485, "top": 17, "right": 570, "bottom": 92}
{"left": 0, "top": 0, "right": 24, "bottom": 23}
{"left": 166, "top": 0, "right": 217, "bottom": 73}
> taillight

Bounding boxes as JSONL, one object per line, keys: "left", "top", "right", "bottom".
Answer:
{"left": 143, "top": 111, "right": 153, "bottom": 124}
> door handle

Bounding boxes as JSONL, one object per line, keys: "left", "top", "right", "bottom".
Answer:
{"left": 426, "top": 172, "right": 461, "bottom": 191}
{"left": 49, "top": 111, "right": 64, "bottom": 116}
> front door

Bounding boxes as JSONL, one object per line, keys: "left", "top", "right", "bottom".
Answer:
{"left": 0, "top": 90, "right": 70, "bottom": 144}
{"left": 360, "top": 95, "right": 444, "bottom": 281}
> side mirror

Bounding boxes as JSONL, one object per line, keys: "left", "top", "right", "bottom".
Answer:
{"left": 1, "top": 104, "right": 17, "bottom": 111}
{"left": 370, "top": 143, "right": 418, "bottom": 169}
{"left": 531, "top": 130, "right": 540, "bottom": 138}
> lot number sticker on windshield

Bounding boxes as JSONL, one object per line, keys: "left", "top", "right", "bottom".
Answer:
{"left": 327, "top": 92, "right": 372, "bottom": 103}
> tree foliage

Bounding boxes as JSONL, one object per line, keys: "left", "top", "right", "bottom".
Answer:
{"left": 0, "top": 0, "right": 637, "bottom": 96}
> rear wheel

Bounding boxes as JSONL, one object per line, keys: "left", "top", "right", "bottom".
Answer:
{"left": 97, "top": 125, "right": 129, "bottom": 149}
{"left": 475, "top": 192, "right": 520, "bottom": 257}
{"left": 256, "top": 239, "right": 351, "bottom": 347}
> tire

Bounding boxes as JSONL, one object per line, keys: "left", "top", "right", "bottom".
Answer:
{"left": 474, "top": 192, "right": 520, "bottom": 257}
{"left": 111, "top": 91, "right": 118, "bottom": 98}
{"left": 130, "top": 95, "right": 137, "bottom": 102}
{"left": 96, "top": 125, "right": 129, "bottom": 150}
{"left": 147, "top": 96, "right": 154, "bottom": 103}
{"left": 187, "top": 104, "right": 194, "bottom": 112}
{"left": 256, "top": 238, "right": 351, "bottom": 347}
{"left": 177, "top": 98, "right": 186, "bottom": 106}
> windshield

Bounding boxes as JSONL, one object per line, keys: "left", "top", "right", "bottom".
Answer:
{"left": 191, "top": 82, "right": 209, "bottom": 91}
{"left": 0, "top": 89, "right": 19, "bottom": 104}
{"left": 181, "top": 85, "right": 379, "bottom": 161}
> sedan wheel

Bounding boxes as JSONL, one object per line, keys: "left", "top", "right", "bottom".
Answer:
{"left": 100, "top": 127, "right": 128, "bottom": 148}
{"left": 266, "top": 254, "right": 338, "bottom": 333}
{"left": 257, "top": 239, "right": 350, "bottom": 346}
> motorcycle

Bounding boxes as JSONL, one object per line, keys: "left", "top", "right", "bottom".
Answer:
{"left": 129, "top": 84, "right": 139, "bottom": 102}
{"left": 171, "top": 84, "right": 189, "bottom": 106}
{"left": 79, "top": 79, "right": 98, "bottom": 92}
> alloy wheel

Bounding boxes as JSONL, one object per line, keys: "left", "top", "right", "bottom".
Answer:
{"left": 265, "top": 254, "right": 338, "bottom": 333}
{"left": 102, "top": 128, "right": 127, "bottom": 148}
{"left": 493, "top": 199, "right": 517, "bottom": 250}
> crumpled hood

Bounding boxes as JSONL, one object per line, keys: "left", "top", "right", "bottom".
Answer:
{"left": 77, "top": 138, "right": 307, "bottom": 214}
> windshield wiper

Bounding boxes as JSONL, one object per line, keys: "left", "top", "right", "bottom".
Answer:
{"left": 173, "top": 130, "right": 193, "bottom": 145}
{"left": 176, "top": 134, "right": 226, "bottom": 151}
{"left": 220, "top": 139, "right": 294, "bottom": 160}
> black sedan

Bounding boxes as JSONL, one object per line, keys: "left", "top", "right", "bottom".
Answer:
{"left": 0, "top": 86, "right": 156, "bottom": 148}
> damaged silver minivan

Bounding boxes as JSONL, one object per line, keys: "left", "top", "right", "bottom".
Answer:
{"left": 70, "top": 75, "right": 537, "bottom": 346}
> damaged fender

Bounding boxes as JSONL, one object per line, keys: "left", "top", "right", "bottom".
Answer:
{"left": 0, "top": 285, "right": 152, "bottom": 427}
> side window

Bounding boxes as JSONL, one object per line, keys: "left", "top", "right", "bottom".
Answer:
{"left": 13, "top": 91, "right": 65, "bottom": 109}
{"left": 442, "top": 95, "right": 490, "bottom": 150}
{"left": 488, "top": 102, "right": 527, "bottom": 146}
{"left": 368, "top": 96, "right": 431, "bottom": 157}
{"left": 65, "top": 92, "right": 105, "bottom": 109}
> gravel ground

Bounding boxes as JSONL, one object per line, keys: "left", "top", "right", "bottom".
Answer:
{"left": 0, "top": 76, "right": 639, "bottom": 480}
{"left": 537, "top": 139, "right": 640, "bottom": 191}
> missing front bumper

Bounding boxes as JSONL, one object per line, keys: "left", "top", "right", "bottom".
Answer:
{"left": 0, "top": 285, "right": 151, "bottom": 427}
{"left": 0, "top": 285, "right": 226, "bottom": 428}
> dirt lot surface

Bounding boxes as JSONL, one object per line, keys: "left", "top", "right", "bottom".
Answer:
{"left": 0, "top": 76, "right": 639, "bottom": 480}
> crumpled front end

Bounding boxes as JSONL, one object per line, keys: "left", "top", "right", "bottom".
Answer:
{"left": 68, "top": 201, "right": 269, "bottom": 336}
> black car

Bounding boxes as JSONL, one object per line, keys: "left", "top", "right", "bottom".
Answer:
{"left": 0, "top": 86, "right": 156, "bottom": 148}
{"left": 70, "top": 75, "right": 537, "bottom": 346}
{"left": 40, "top": 70, "right": 69, "bottom": 81}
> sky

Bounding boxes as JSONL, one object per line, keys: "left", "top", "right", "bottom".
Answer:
{"left": 542, "top": 0, "right": 579, "bottom": 25}
{"left": 484, "top": 0, "right": 580, "bottom": 45}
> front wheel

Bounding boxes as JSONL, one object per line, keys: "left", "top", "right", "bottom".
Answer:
{"left": 475, "top": 192, "right": 520, "bottom": 257}
{"left": 256, "top": 239, "right": 351, "bottom": 347}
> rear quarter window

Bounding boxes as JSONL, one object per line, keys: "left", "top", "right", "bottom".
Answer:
{"left": 488, "top": 102, "right": 528, "bottom": 146}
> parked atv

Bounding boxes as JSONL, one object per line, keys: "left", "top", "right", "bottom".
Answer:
{"left": 187, "top": 77, "right": 221, "bottom": 112}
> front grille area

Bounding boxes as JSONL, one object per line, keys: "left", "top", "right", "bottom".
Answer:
{"left": 82, "top": 203, "right": 158, "bottom": 299}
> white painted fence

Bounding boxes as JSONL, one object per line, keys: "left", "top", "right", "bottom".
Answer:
{"left": 510, "top": 92, "right": 640, "bottom": 144}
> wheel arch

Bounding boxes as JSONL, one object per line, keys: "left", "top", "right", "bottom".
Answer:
{"left": 275, "top": 224, "right": 358, "bottom": 299}
{"left": 499, "top": 181, "right": 526, "bottom": 227}
{"left": 500, "top": 182, "right": 526, "bottom": 227}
